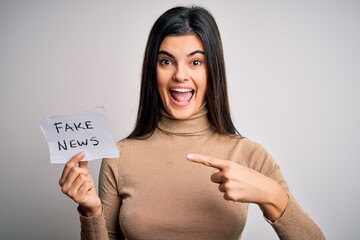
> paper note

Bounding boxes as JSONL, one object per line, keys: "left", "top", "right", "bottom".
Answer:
{"left": 40, "top": 106, "right": 119, "bottom": 164}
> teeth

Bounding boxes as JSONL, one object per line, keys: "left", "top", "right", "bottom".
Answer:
{"left": 170, "top": 88, "right": 193, "bottom": 92}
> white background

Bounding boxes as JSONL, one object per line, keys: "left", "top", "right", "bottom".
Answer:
{"left": 0, "top": 0, "right": 359, "bottom": 239}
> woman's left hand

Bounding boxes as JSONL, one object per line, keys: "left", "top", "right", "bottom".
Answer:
{"left": 186, "top": 153, "right": 289, "bottom": 221}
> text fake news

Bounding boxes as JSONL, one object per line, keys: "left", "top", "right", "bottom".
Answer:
{"left": 53, "top": 121, "right": 100, "bottom": 151}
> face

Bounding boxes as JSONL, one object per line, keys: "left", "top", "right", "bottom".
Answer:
{"left": 156, "top": 34, "right": 207, "bottom": 120}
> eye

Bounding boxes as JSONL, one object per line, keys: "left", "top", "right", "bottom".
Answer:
{"left": 191, "top": 59, "right": 203, "bottom": 66}
{"left": 159, "top": 58, "right": 173, "bottom": 66}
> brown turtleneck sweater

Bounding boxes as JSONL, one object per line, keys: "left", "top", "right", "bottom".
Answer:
{"left": 79, "top": 107, "right": 325, "bottom": 240}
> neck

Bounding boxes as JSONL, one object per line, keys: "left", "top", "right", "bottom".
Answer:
{"left": 157, "top": 104, "right": 211, "bottom": 135}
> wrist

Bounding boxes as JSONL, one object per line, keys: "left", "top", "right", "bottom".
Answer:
{"left": 259, "top": 182, "right": 289, "bottom": 222}
{"left": 80, "top": 204, "right": 102, "bottom": 217}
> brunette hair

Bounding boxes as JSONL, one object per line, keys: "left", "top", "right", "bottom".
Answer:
{"left": 127, "top": 6, "right": 239, "bottom": 138}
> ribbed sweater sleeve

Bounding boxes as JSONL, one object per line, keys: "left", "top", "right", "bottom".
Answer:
{"left": 79, "top": 211, "right": 108, "bottom": 240}
{"left": 267, "top": 197, "right": 325, "bottom": 240}
{"left": 79, "top": 147, "right": 124, "bottom": 240}
{"left": 239, "top": 139, "right": 325, "bottom": 239}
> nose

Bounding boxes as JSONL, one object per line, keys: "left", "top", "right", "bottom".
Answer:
{"left": 172, "top": 64, "right": 189, "bottom": 82}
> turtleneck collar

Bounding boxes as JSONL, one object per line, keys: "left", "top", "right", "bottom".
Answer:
{"left": 157, "top": 103, "right": 211, "bottom": 135}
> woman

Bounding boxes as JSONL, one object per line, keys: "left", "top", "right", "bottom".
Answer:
{"left": 59, "top": 6, "right": 325, "bottom": 239}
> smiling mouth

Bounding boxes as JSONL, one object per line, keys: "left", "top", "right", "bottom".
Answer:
{"left": 169, "top": 88, "right": 194, "bottom": 103}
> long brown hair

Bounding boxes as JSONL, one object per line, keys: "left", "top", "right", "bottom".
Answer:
{"left": 127, "top": 6, "right": 239, "bottom": 138}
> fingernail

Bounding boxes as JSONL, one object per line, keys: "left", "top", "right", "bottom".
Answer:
{"left": 79, "top": 151, "right": 86, "bottom": 158}
{"left": 187, "top": 154, "right": 195, "bottom": 161}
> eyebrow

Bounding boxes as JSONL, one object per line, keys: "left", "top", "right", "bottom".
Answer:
{"left": 158, "top": 50, "right": 205, "bottom": 58}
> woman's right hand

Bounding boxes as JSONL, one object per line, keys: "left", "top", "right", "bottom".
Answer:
{"left": 59, "top": 151, "right": 102, "bottom": 217}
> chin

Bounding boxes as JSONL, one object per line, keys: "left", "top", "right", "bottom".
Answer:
{"left": 166, "top": 107, "right": 195, "bottom": 120}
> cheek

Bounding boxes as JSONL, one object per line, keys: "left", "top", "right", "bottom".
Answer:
{"left": 196, "top": 72, "right": 207, "bottom": 96}
{"left": 156, "top": 68, "right": 170, "bottom": 86}
{"left": 156, "top": 70, "right": 168, "bottom": 100}
{"left": 156, "top": 69, "right": 164, "bottom": 88}
{"left": 156, "top": 82, "right": 165, "bottom": 101}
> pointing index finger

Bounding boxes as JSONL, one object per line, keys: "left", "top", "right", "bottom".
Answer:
{"left": 186, "top": 153, "right": 229, "bottom": 170}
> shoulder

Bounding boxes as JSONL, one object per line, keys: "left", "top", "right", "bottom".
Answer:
{"left": 116, "top": 135, "right": 152, "bottom": 152}
{"left": 230, "top": 137, "right": 279, "bottom": 173}
{"left": 229, "top": 136, "right": 268, "bottom": 156}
